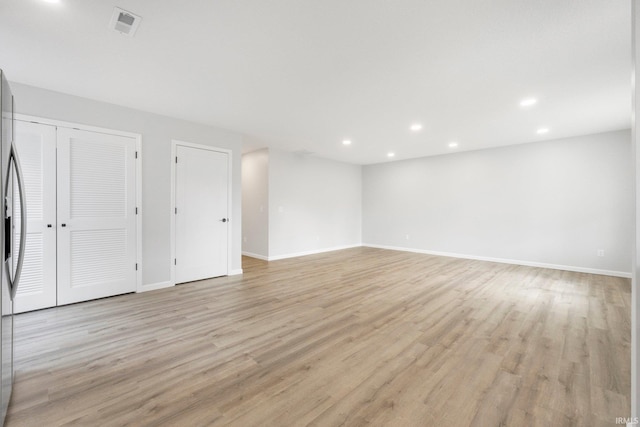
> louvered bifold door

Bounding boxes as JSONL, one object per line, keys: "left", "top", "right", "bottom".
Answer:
{"left": 56, "top": 128, "right": 136, "bottom": 305}
{"left": 12, "top": 121, "right": 57, "bottom": 313}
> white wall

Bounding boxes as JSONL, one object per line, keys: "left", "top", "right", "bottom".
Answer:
{"left": 11, "top": 82, "right": 244, "bottom": 286}
{"left": 363, "top": 130, "right": 633, "bottom": 276}
{"left": 632, "top": 0, "right": 640, "bottom": 417}
{"left": 241, "top": 149, "right": 269, "bottom": 258}
{"left": 267, "top": 149, "right": 362, "bottom": 259}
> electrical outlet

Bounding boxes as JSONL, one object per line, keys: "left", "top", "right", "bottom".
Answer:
{"left": 243, "top": 236, "right": 247, "bottom": 243}
{"left": 278, "top": 206, "right": 284, "bottom": 213}
{"left": 405, "top": 234, "right": 410, "bottom": 240}
{"left": 597, "top": 249, "right": 605, "bottom": 257}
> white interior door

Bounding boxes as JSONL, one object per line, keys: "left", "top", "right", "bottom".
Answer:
{"left": 175, "top": 145, "right": 229, "bottom": 283}
{"left": 12, "top": 121, "right": 57, "bottom": 313}
{"left": 57, "top": 128, "right": 137, "bottom": 305}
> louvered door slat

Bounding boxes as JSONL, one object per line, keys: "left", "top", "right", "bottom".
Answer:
{"left": 57, "top": 128, "right": 136, "bottom": 305}
{"left": 12, "top": 121, "right": 57, "bottom": 313}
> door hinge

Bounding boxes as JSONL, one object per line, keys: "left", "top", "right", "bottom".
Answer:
{"left": 135, "top": 263, "right": 138, "bottom": 271}
{"left": 135, "top": 151, "right": 138, "bottom": 159}
{"left": 175, "top": 207, "right": 177, "bottom": 214}
{"left": 175, "top": 156, "right": 178, "bottom": 163}
{"left": 174, "top": 258, "right": 177, "bottom": 265}
{"left": 135, "top": 207, "right": 138, "bottom": 215}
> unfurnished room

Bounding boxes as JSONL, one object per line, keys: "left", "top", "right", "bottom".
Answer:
{"left": 0, "top": 1, "right": 638, "bottom": 426}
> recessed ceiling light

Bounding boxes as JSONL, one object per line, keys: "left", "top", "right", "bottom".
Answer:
{"left": 410, "top": 124, "right": 423, "bottom": 132}
{"left": 387, "top": 152, "right": 395, "bottom": 158}
{"left": 520, "top": 98, "right": 537, "bottom": 107}
{"left": 536, "top": 128, "right": 549, "bottom": 134}
{"left": 448, "top": 142, "right": 458, "bottom": 148}
{"left": 342, "top": 139, "right": 352, "bottom": 146}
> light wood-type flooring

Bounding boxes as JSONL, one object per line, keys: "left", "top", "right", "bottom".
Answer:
{"left": 5, "top": 247, "right": 631, "bottom": 426}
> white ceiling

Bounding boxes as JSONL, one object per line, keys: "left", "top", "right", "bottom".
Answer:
{"left": 0, "top": 0, "right": 631, "bottom": 165}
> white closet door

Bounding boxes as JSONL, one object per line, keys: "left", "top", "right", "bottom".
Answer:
{"left": 12, "top": 121, "right": 57, "bottom": 313}
{"left": 57, "top": 128, "right": 136, "bottom": 305}
{"left": 175, "top": 146, "right": 229, "bottom": 283}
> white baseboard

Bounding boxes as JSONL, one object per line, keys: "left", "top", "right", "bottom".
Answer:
{"left": 138, "top": 280, "right": 174, "bottom": 293}
{"left": 140, "top": 271, "right": 243, "bottom": 291}
{"left": 245, "top": 243, "right": 630, "bottom": 278}
{"left": 362, "top": 243, "right": 632, "bottom": 278}
{"left": 268, "top": 244, "right": 362, "bottom": 261}
{"left": 242, "top": 251, "right": 269, "bottom": 261}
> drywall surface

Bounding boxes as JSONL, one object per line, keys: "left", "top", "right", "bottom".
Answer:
{"left": 11, "top": 82, "right": 244, "bottom": 285}
{"left": 268, "top": 149, "right": 362, "bottom": 258}
{"left": 632, "top": 1, "right": 640, "bottom": 417}
{"left": 242, "top": 149, "right": 269, "bottom": 258}
{"left": 363, "top": 130, "right": 633, "bottom": 275}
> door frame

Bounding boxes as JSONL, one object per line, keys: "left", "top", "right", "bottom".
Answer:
{"left": 170, "top": 140, "right": 233, "bottom": 285}
{"left": 14, "top": 114, "right": 143, "bottom": 292}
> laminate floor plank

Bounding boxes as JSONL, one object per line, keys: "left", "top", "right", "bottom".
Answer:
{"left": 5, "top": 247, "right": 630, "bottom": 426}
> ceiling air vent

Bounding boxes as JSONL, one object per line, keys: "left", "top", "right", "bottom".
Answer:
{"left": 109, "top": 7, "right": 142, "bottom": 37}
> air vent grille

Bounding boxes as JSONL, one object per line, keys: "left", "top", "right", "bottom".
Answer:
{"left": 109, "top": 7, "right": 142, "bottom": 37}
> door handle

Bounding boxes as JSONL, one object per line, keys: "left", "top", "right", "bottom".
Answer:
{"left": 220, "top": 218, "right": 228, "bottom": 223}
{"left": 61, "top": 224, "right": 67, "bottom": 227}
{"left": 47, "top": 224, "right": 52, "bottom": 228}
{"left": 4, "top": 142, "right": 26, "bottom": 300}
